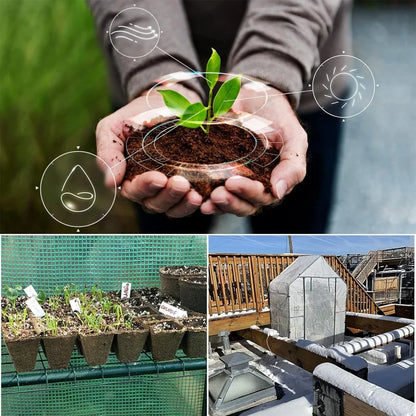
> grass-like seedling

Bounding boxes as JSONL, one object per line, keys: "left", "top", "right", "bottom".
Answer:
{"left": 4, "top": 308, "right": 28, "bottom": 337}
{"left": 63, "top": 284, "right": 79, "bottom": 306}
{"left": 45, "top": 313, "right": 59, "bottom": 336}
{"left": 158, "top": 49, "right": 241, "bottom": 133}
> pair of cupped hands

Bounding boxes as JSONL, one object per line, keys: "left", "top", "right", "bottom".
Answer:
{"left": 96, "top": 83, "right": 307, "bottom": 218}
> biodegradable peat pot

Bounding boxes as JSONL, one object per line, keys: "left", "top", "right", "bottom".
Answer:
{"left": 41, "top": 334, "right": 77, "bottom": 369}
{"left": 181, "top": 318, "right": 207, "bottom": 358}
{"left": 159, "top": 266, "right": 207, "bottom": 300}
{"left": 79, "top": 333, "right": 114, "bottom": 366}
{"left": 115, "top": 323, "right": 149, "bottom": 363}
{"left": 149, "top": 321, "right": 185, "bottom": 361}
{"left": 125, "top": 120, "right": 280, "bottom": 199}
{"left": 4, "top": 335, "right": 40, "bottom": 372}
{"left": 179, "top": 277, "right": 207, "bottom": 314}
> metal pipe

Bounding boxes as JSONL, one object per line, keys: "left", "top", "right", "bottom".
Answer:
{"left": 2, "top": 358, "right": 206, "bottom": 388}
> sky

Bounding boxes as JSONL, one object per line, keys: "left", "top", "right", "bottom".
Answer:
{"left": 209, "top": 235, "right": 414, "bottom": 256}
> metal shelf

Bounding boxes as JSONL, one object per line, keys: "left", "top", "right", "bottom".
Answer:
{"left": 1, "top": 344, "right": 206, "bottom": 389}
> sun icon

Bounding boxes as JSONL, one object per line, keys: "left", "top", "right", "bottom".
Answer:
{"left": 312, "top": 55, "right": 376, "bottom": 119}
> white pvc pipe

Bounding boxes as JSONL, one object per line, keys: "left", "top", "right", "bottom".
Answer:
{"left": 334, "top": 324, "right": 414, "bottom": 355}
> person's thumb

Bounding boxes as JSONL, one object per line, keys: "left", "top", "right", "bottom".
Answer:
{"left": 270, "top": 157, "right": 307, "bottom": 200}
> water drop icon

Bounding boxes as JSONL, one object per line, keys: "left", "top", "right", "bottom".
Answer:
{"left": 60, "top": 165, "right": 96, "bottom": 212}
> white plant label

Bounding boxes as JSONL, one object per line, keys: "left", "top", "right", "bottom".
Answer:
{"left": 26, "top": 297, "right": 45, "bottom": 318}
{"left": 121, "top": 282, "right": 131, "bottom": 299}
{"left": 70, "top": 298, "right": 81, "bottom": 313}
{"left": 159, "top": 301, "right": 188, "bottom": 319}
{"left": 24, "top": 285, "right": 38, "bottom": 298}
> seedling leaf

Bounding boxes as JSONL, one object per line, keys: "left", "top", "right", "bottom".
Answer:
{"left": 206, "top": 48, "right": 221, "bottom": 89}
{"left": 178, "top": 102, "right": 207, "bottom": 128}
{"left": 213, "top": 75, "right": 241, "bottom": 118}
{"left": 158, "top": 90, "right": 191, "bottom": 117}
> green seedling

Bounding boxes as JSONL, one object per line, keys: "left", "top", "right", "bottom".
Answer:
{"left": 124, "top": 312, "right": 135, "bottom": 330}
{"left": 45, "top": 313, "right": 59, "bottom": 336}
{"left": 5, "top": 308, "right": 28, "bottom": 337}
{"left": 101, "top": 297, "right": 113, "bottom": 315}
{"left": 63, "top": 284, "right": 79, "bottom": 306}
{"left": 113, "top": 303, "right": 123, "bottom": 326}
{"left": 158, "top": 48, "right": 241, "bottom": 134}
{"left": 52, "top": 285, "right": 62, "bottom": 297}
{"left": 4, "top": 285, "right": 22, "bottom": 309}
{"left": 48, "top": 295, "right": 60, "bottom": 311}
{"left": 37, "top": 290, "right": 46, "bottom": 304}
{"left": 77, "top": 310, "right": 106, "bottom": 333}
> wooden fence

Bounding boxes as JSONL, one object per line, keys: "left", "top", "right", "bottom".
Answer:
{"left": 209, "top": 254, "right": 381, "bottom": 319}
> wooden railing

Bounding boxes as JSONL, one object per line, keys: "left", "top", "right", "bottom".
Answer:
{"left": 209, "top": 254, "right": 382, "bottom": 318}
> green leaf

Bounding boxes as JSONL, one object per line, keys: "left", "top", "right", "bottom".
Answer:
{"left": 213, "top": 75, "right": 242, "bottom": 118}
{"left": 37, "top": 290, "right": 46, "bottom": 304}
{"left": 206, "top": 48, "right": 221, "bottom": 89}
{"left": 157, "top": 89, "right": 191, "bottom": 117}
{"left": 178, "top": 102, "right": 207, "bottom": 128}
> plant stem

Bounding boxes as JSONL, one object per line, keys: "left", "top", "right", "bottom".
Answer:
{"left": 205, "top": 87, "right": 215, "bottom": 135}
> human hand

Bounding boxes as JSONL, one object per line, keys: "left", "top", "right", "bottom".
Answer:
{"left": 200, "top": 84, "right": 307, "bottom": 216}
{"left": 95, "top": 85, "right": 204, "bottom": 218}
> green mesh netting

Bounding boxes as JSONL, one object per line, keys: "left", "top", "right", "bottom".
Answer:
{"left": 1, "top": 235, "right": 207, "bottom": 292}
{"left": 1, "top": 235, "right": 207, "bottom": 416}
{"left": 2, "top": 371, "right": 206, "bottom": 416}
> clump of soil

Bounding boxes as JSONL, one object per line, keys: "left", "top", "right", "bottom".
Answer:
{"left": 124, "top": 122, "right": 279, "bottom": 199}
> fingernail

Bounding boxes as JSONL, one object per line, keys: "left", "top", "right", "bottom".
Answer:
{"left": 213, "top": 199, "right": 227, "bottom": 205}
{"left": 275, "top": 179, "right": 288, "bottom": 199}
{"left": 227, "top": 175, "right": 244, "bottom": 182}
{"left": 169, "top": 176, "right": 188, "bottom": 197}
{"left": 150, "top": 182, "right": 165, "bottom": 190}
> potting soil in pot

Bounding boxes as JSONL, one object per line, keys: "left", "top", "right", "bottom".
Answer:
{"left": 125, "top": 123, "right": 279, "bottom": 199}
{"left": 159, "top": 266, "right": 206, "bottom": 300}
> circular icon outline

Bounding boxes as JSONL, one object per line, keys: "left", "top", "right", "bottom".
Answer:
{"left": 108, "top": 7, "right": 160, "bottom": 59}
{"left": 312, "top": 54, "right": 376, "bottom": 119}
{"left": 40, "top": 151, "right": 117, "bottom": 228}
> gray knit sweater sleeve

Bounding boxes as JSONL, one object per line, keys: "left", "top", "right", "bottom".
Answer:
{"left": 86, "top": 0, "right": 201, "bottom": 101}
{"left": 228, "top": 0, "right": 343, "bottom": 107}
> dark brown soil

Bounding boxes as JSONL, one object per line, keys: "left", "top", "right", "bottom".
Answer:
{"left": 124, "top": 122, "right": 279, "bottom": 199}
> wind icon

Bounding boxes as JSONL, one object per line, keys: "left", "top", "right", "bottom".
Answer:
{"left": 110, "top": 23, "right": 158, "bottom": 43}
{"left": 60, "top": 165, "right": 96, "bottom": 213}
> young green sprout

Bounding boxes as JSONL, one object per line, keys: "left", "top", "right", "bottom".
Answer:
{"left": 4, "top": 285, "right": 22, "bottom": 309}
{"left": 158, "top": 48, "right": 241, "bottom": 134}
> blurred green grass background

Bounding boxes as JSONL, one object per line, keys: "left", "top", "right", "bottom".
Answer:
{"left": 0, "top": 0, "right": 138, "bottom": 233}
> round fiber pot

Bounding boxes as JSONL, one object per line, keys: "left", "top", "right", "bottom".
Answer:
{"left": 79, "top": 333, "right": 114, "bottom": 366}
{"left": 4, "top": 335, "right": 40, "bottom": 373}
{"left": 115, "top": 324, "right": 149, "bottom": 363}
{"left": 179, "top": 277, "right": 207, "bottom": 314}
{"left": 181, "top": 318, "right": 207, "bottom": 358}
{"left": 159, "top": 266, "right": 207, "bottom": 300}
{"left": 149, "top": 321, "right": 185, "bottom": 361}
{"left": 42, "top": 334, "right": 77, "bottom": 369}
